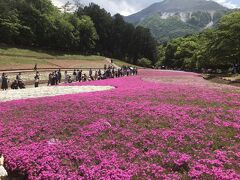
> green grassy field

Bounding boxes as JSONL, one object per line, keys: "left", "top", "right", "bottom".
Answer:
{"left": 0, "top": 44, "right": 105, "bottom": 60}
{"left": 0, "top": 45, "right": 134, "bottom": 70}
{"left": 113, "top": 59, "right": 140, "bottom": 67}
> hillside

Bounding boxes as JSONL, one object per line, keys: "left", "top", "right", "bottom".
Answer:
{"left": 0, "top": 45, "right": 137, "bottom": 85}
{"left": 0, "top": 45, "right": 131, "bottom": 70}
{"left": 138, "top": 15, "right": 198, "bottom": 42}
{"left": 125, "top": 0, "right": 229, "bottom": 42}
{"left": 0, "top": 0, "right": 157, "bottom": 66}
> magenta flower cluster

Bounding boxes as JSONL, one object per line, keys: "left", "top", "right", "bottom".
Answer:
{"left": 0, "top": 70, "right": 240, "bottom": 179}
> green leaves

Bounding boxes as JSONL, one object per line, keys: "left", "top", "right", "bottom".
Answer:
{"left": 207, "top": 11, "right": 240, "bottom": 66}
{"left": 0, "top": 0, "right": 98, "bottom": 53}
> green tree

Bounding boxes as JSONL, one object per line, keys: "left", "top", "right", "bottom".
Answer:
{"left": 138, "top": 58, "right": 152, "bottom": 67}
{"left": 76, "top": 3, "right": 112, "bottom": 55}
{"left": 50, "top": 14, "right": 76, "bottom": 50}
{"left": 155, "top": 45, "right": 166, "bottom": 67}
{"left": 208, "top": 11, "right": 240, "bottom": 67}
{"left": 129, "top": 26, "right": 158, "bottom": 64}
{"left": 16, "top": 0, "right": 59, "bottom": 46}
{"left": 77, "top": 15, "right": 98, "bottom": 53}
{"left": 0, "top": 0, "right": 33, "bottom": 45}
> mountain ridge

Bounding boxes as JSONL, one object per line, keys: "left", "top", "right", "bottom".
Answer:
{"left": 125, "top": 0, "right": 229, "bottom": 42}
{"left": 125, "top": 0, "right": 228, "bottom": 24}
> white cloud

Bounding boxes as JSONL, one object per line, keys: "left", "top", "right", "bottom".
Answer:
{"left": 51, "top": 0, "right": 160, "bottom": 15}
{"left": 52, "top": 0, "right": 65, "bottom": 7}
{"left": 51, "top": 0, "right": 240, "bottom": 16}
{"left": 81, "top": 0, "right": 139, "bottom": 15}
{"left": 214, "top": 0, "right": 238, "bottom": 8}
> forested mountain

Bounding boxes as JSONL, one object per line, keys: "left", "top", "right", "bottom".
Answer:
{"left": 1, "top": 0, "right": 238, "bottom": 70}
{"left": 0, "top": 0, "right": 158, "bottom": 65}
{"left": 155, "top": 10, "right": 240, "bottom": 71}
{"left": 125, "top": 0, "right": 229, "bottom": 42}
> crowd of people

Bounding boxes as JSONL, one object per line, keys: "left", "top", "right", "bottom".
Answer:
{"left": 0, "top": 72, "right": 27, "bottom": 90}
{"left": 0, "top": 65, "right": 138, "bottom": 90}
{"left": 47, "top": 65, "right": 138, "bottom": 85}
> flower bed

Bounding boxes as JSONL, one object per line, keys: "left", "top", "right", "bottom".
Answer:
{"left": 0, "top": 70, "right": 240, "bottom": 179}
{"left": 0, "top": 86, "right": 114, "bottom": 102}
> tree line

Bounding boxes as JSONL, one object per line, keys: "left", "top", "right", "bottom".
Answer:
{"left": 156, "top": 10, "right": 240, "bottom": 72}
{"left": 0, "top": 0, "right": 158, "bottom": 65}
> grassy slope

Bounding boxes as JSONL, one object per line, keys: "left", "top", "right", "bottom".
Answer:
{"left": 0, "top": 45, "right": 133, "bottom": 69}
{"left": 0, "top": 46, "right": 105, "bottom": 61}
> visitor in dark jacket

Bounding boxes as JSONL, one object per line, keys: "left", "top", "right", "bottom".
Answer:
{"left": 11, "top": 80, "right": 18, "bottom": 89}
{"left": 58, "top": 69, "right": 62, "bottom": 83}
{"left": 1, "top": 73, "right": 8, "bottom": 90}
{"left": 34, "top": 72, "right": 40, "bottom": 88}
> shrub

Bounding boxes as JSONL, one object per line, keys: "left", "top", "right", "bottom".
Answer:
{"left": 137, "top": 58, "right": 152, "bottom": 67}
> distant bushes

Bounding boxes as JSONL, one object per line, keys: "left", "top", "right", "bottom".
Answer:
{"left": 138, "top": 58, "right": 152, "bottom": 67}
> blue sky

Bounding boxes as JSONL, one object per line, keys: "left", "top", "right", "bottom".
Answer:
{"left": 51, "top": 0, "right": 240, "bottom": 15}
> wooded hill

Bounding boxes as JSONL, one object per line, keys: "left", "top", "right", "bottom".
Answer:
{"left": 0, "top": 0, "right": 158, "bottom": 66}
{"left": 156, "top": 10, "right": 240, "bottom": 71}
{"left": 125, "top": 0, "right": 229, "bottom": 42}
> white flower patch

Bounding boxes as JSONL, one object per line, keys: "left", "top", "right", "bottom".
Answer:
{"left": 47, "top": 138, "right": 61, "bottom": 146}
{"left": 0, "top": 86, "right": 114, "bottom": 102}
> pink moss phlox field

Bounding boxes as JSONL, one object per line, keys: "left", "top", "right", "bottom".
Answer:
{"left": 0, "top": 70, "right": 240, "bottom": 179}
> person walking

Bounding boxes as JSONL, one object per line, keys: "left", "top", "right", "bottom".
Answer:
{"left": 134, "top": 67, "right": 137, "bottom": 75}
{"left": 127, "top": 67, "right": 130, "bottom": 76}
{"left": 16, "top": 72, "right": 25, "bottom": 89}
{"left": 34, "top": 72, "right": 40, "bottom": 88}
{"left": 34, "top": 63, "right": 38, "bottom": 71}
{"left": 89, "top": 68, "right": 92, "bottom": 76}
{"left": 76, "top": 70, "right": 79, "bottom": 81}
{"left": 52, "top": 71, "right": 58, "bottom": 85}
{"left": 48, "top": 73, "right": 53, "bottom": 86}
{"left": 77, "top": 70, "right": 82, "bottom": 82}
{"left": 58, "top": 69, "right": 62, "bottom": 83}
{"left": 89, "top": 68, "right": 93, "bottom": 80}
{"left": 54, "top": 71, "right": 58, "bottom": 85}
{"left": 111, "top": 68, "right": 115, "bottom": 78}
{"left": 1, "top": 73, "right": 8, "bottom": 90}
{"left": 98, "top": 69, "right": 102, "bottom": 77}
{"left": 16, "top": 72, "right": 22, "bottom": 84}
{"left": 64, "top": 71, "right": 67, "bottom": 83}
{"left": 94, "top": 70, "right": 98, "bottom": 80}
{"left": 73, "top": 69, "right": 77, "bottom": 82}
